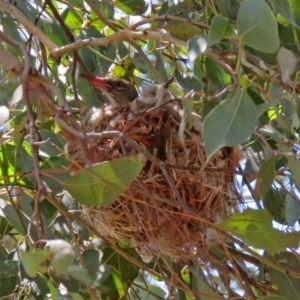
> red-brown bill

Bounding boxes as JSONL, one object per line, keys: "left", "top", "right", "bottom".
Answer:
{"left": 81, "top": 74, "right": 108, "bottom": 90}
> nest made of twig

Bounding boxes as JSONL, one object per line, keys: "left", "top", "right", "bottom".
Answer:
{"left": 65, "top": 104, "right": 240, "bottom": 262}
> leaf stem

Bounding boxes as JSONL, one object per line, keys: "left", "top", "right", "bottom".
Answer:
{"left": 235, "top": 42, "right": 244, "bottom": 75}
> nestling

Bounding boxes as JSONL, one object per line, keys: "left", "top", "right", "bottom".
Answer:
{"left": 81, "top": 74, "right": 138, "bottom": 107}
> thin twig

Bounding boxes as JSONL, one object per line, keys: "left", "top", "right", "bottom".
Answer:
{"left": 13, "top": 41, "right": 46, "bottom": 239}
{"left": 87, "top": 130, "right": 190, "bottom": 212}
{"left": 129, "top": 14, "right": 210, "bottom": 31}
{"left": 51, "top": 28, "right": 237, "bottom": 86}
{"left": 44, "top": 193, "right": 196, "bottom": 296}
{"left": 83, "top": 0, "right": 164, "bottom": 83}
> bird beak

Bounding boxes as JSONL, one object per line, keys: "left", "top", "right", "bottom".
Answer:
{"left": 81, "top": 74, "right": 109, "bottom": 90}
{"left": 81, "top": 74, "right": 118, "bottom": 107}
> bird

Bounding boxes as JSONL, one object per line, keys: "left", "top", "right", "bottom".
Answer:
{"left": 81, "top": 74, "right": 202, "bottom": 131}
{"left": 81, "top": 74, "right": 138, "bottom": 107}
{"left": 129, "top": 84, "right": 173, "bottom": 114}
{"left": 81, "top": 74, "right": 175, "bottom": 112}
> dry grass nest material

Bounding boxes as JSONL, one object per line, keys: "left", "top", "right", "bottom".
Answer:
{"left": 66, "top": 104, "right": 240, "bottom": 262}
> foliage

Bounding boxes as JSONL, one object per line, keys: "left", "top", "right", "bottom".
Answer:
{"left": 0, "top": 0, "right": 300, "bottom": 299}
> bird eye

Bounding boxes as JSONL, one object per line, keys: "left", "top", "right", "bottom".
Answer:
{"left": 116, "top": 81, "right": 123, "bottom": 88}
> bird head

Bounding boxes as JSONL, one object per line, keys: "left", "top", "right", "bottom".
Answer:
{"left": 130, "top": 84, "right": 173, "bottom": 114}
{"left": 81, "top": 74, "right": 138, "bottom": 107}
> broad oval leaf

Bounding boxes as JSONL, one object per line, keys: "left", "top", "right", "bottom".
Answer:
{"left": 187, "top": 35, "right": 208, "bottom": 61}
{"left": 263, "top": 188, "right": 286, "bottom": 224}
{"left": 115, "top": 0, "right": 147, "bottom": 15}
{"left": 216, "top": 209, "right": 300, "bottom": 255}
{"left": 205, "top": 57, "right": 231, "bottom": 87}
{"left": 271, "top": 0, "right": 299, "bottom": 28}
{"left": 207, "top": 16, "right": 234, "bottom": 48}
{"left": 62, "top": 156, "right": 143, "bottom": 206}
{"left": 254, "top": 156, "right": 275, "bottom": 199}
{"left": 164, "top": 24, "right": 202, "bottom": 41}
{"left": 269, "top": 252, "right": 300, "bottom": 299}
{"left": 189, "top": 265, "right": 219, "bottom": 299}
{"left": 285, "top": 187, "right": 300, "bottom": 226}
{"left": 281, "top": 144, "right": 300, "bottom": 191}
{"left": 67, "top": 265, "right": 93, "bottom": 284}
{"left": 19, "top": 249, "right": 50, "bottom": 278}
{"left": 237, "top": 0, "right": 280, "bottom": 53}
{"left": 0, "top": 260, "right": 19, "bottom": 278}
{"left": 82, "top": 249, "right": 100, "bottom": 278}
{"left": 174, "top": 68, "right": 203, "bottom": 92}
{"left": 203, "top": 88, "right": 257, "bottom": 158}
{"left": 216, "top": 0, "right": 239, "bottom": 20}
{"left": 277, "top": 47, "right": 297, "bottom": 82}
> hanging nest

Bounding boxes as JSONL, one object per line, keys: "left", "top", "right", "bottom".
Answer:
{"left": 65, "top": 103, "right": 240, "bottom": 262}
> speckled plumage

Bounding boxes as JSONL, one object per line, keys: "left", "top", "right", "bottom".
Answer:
{"left": 81, "top": 74, "right": 138, "bottom": 107}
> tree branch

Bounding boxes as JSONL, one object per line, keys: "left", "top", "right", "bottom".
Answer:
{"left": 0, "top": 0, "right": 57, "bottom": 51}
{"left": 84, "top": 0, "right": 164, "bottom": 83}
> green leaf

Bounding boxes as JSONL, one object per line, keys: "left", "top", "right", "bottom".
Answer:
{"left": 0, "top": 276, "right": 18, "bottom": 297}
{"left": 194, "top": 58, "right": 206, "bottom": 87}
{"left": 165, "top": 24, "right": 203, "bottom": 41}
{"left": 254, "top": 156, "right": 275, "bottom": 199}
{"left": 0, "top": 217, "right": 13, "bottom": 238}
{"left": 111, "top": 63, "right": 127, "bottom": 78}
{"left": 1, "top": 17, "right": 23, "bottom": 57}
{"left": 132, "top": 52, "right": 149, "bottom": 74}
{"left": 205, "top": 57, "right": 231, "bottom": 87}
{"left": 102, "top": 247, "right": 139, "bottom": 298}
{"left": 0, "top": 261, "right": 19, "bottom": 278}
{"left": 271, "top": 0, "right": 299, "bottom": 28}
{"left": 38, "top": 128, "right": 66, "bottom": 157}
{"left": 289, "top": 0, "right": 300, "bottom": 15}
{"left": 62, "top": 7, "right": 83, "bottom": 30}
{"left": 69, "top": 293, "right": 85, "bottom": 300}
{"left": 263, "top": 188, "right": 286, "bottom": 224}
{"left": 216, "top": 209, "right": 300, "bottom": 255}
{"left": 277, "top": 47, "right": 297, "bottom": 82}
{"left": 0, "top": 144, "right": 15, "bottom": 183}
{"left": 2, "top": 203, "right": 38, "bottom": 240}
{"left": 69, "top": 0, "right": 84, "bottom": 7}
{"left": 216, "top": 0, "right": 239, "bottom": 20}
{"left": 82, "top": 249, "right": 100, "bottom": 278}
{"left": 154, "top": 41, "right": 168, "bottom": 81}
{"left": 37, "top": 18, "right": 69, "bottom": 46}
{"left": 129, "top": 281, "right": 167, "bottom": 299}
{"left": 19, "top": 249, "right": 50, "bottom": 278}
{"left": 62, "top": 156, "right": 143, "bottom": 206}
{"left": 281, "top": 144, "right": 300, "bottom": 191}
{"left": 67, "top": 266, "right": 93, "bottom": 285}
{"left": 115, "top": 0, "right": 147, "bottom": 15}
{"left": 16, "top": 143, "right": 34, "bottom": 174}
{"left": 237, "top": 0, "right": 280, "bottom": 53}
{"left": 207, "top": 16, "right": 234, "bottom": 48}
{"left": 31, "top": 275, "right": 52, "bottom": 300}
{"left": 40, "top": 157, "right": 70, "bottom": 194}
{"left": 285, "top": 187, "right": 300, "bottom": 226}
{"left": 174, "top": 68, "right": 203, "bottom": 92}
{"left": 187, "top": 36, "right": 208, "bottom": 61}
{"left": 11, "top": 112, "right": 27, "bottom": 148}
{"left": 269, "top": 252, "right": 300, "bottom": 299}
{"left": 189, "top": 265, "right": 218, "bottom": 300}
{"left": 203, "top": 88, "right": 257, "bottom": 158}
